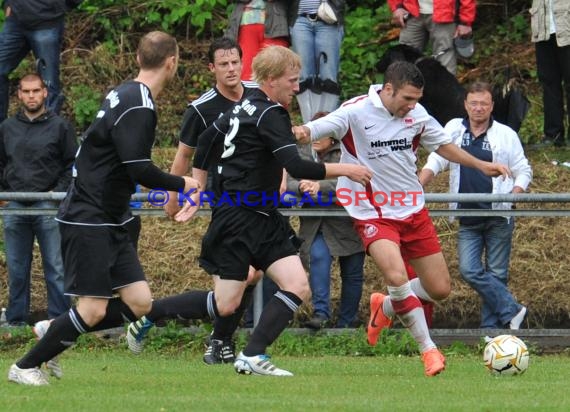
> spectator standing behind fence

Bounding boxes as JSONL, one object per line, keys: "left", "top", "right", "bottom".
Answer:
{"left": 388, "top": 0, "right": 476, "bottom": 75}
{"left": 0, "top": 73, "right": 76, "bottom": 326}
{"left": 419, "top": 81, "right": 532, "bottom": 329}
{"left": 530, "top": 0, "right": 570, "bottom": 147}
{"left": 289, "top": 0, "right": 345, "bottom": 123}
{"left": 0, "top": 0, "right": 83, "bottom": 123}
{"left": 287, "top": 112, "right": 364, "bottom": 329}
{"left": 225, "top": 0, "right": 289, "bottom": 81}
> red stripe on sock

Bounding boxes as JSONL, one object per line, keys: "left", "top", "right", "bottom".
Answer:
{"left": 392, "top": 295, "right": 422, "bottom": 315}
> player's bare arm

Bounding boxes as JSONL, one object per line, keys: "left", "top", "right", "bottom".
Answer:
{"left": 435, "top": 143, "right": 511, "bottom": 179}
{"left": 325, "top": 163, "right": 372, "bottom": 186}
{"left": 175, "top": 168, "right": 206, "bottom": 222}
{"left": 165, "top": 144, "right": 195, "bottom": 218}
{"left": 418, "top": 168, "right": 435, "bottom": 187}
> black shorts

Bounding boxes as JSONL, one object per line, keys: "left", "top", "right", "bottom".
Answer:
{"left": 59, "top": 222, "right": 146, "bottom": 298}
{"left": 199, "top": 206, "right": 299, "bottom": 281}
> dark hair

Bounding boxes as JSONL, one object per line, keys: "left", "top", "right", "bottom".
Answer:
{"left": 465, "top": 81, "right": 494, "bottom": 100}
{"left": 137, "top": 31, "right": 178, "bottom": 70}
{"left": 208, "top": 37, "right": 243, "bottom": 64}
{"left": 18, "top": 73, "right": 45, "bottom": 89}
{"left": 384, "top": 61, "right": 424, "bottom": 92}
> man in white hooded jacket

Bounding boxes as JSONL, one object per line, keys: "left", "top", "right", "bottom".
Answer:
{"left": 420, "top": 81, "right": 532, "bottom": 330}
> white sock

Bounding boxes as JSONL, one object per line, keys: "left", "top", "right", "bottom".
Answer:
{"left": 410, "top": 278, "right": 436, "bottom": 303}
{"left": 382, "top": 296, "right": 395, "bottom": 318}
{"left": 388, "top": 282, "right": 436, "bottom": 353}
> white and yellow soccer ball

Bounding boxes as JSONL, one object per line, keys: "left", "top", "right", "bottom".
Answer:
{"left": 483, "top": 334, "right": 530, "bottom": 376}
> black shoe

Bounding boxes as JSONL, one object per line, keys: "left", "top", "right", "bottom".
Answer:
{"left": 543, "top": 133, "right": 565, "bottom": 147}
{"left": 203, "top": 337, "right": 236, "bottom": 365}
{"left": 305, "top": 315, "right": 328, "bottom": 330}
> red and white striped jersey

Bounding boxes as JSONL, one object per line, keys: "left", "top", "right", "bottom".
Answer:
{"left": 306, "top": 84, "right": 451, "bottom": 220}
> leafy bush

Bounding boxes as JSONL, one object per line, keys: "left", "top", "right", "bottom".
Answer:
{"left": 79, "top": 0, "right": 228, "bottom": 41}
{"left": 68, "top": 84, "right": 102, "bottom": 130}
{"left": 339, "top": 4, "right": 394, "bottom": 100}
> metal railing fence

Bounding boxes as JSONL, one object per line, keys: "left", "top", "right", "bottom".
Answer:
{"left": 1, "top": 191, "right": 569, "bottom": 326}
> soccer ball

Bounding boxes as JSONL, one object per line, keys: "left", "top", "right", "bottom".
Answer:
{"left": 483, "top": 334, "right": 529, "bottom": 376}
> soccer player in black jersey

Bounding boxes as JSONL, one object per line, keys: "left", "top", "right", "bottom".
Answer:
{"left": 7, "top": 31, "right": 200, "bottom": 386}
{"left": 164, "top": 37, "right": 258, "bottom": 218}
{"left": 124, "top": 38, "right": 262, "bottom": 365}
{"left": 171, "top": 45, "right": 371, "bottom": 376}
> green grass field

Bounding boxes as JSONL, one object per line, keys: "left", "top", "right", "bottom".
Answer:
{"left": 1, "top": 349, "right": 568, "bottom": 412}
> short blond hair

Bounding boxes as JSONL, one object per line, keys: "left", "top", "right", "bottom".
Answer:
{"left": 252, "top": 46, "right": 301, "bottom": 84}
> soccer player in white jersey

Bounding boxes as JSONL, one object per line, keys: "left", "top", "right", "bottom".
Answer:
{"left": 293, "top": 61, "right": 510, "bottom": 376}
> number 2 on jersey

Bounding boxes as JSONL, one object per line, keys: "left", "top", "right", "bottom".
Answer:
{"left": 221, "top": 117, "right": 239, "bottom": 159}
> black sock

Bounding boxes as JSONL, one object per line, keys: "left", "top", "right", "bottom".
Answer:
{"left": 146, "top": 290, "right": 216, "bottom": 322}
{"left": 243, "top": 290, "right": 302, "bottom": 356}
{"left": 212, "top": 285, "right": 255, "bottom": 341}
{"left": 88, "top": 297, "right": 138, "bottom": 332}
{"left": 17, "top": 307, "right": 88, "bottom": 369}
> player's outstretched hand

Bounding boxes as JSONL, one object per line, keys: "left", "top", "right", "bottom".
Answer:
{"left": 174, "top": 195, "right": 200, "bottom": 222}
{"left": 344, "top": 164, "right": 373, "bottom": 186}
{"left": 164, "top": 192, "right": 180, "bottom": 219}
{"left": 483, "top": 162, "right": 512, "bottom": 179}
{"left": 292, "top": 125, "right": 311, "bottom": 144}
{"left": 182, "top": 176, "right": 201, "bottom": 192}
{"left": 174, "top": 176, "right": 202, "bottom": 222}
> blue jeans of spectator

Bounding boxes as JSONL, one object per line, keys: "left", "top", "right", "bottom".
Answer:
{"left": 458, "top": 217, "right": 521, "bottom": 328}
{"left": 3, "top": 201, "right": 69, "bottom": 324}
{"left": 290, "top": 16, "right": 344, "bottom": 85}
{"left": 309, "top": 232, "right": 364, "bottom": 327}
{"left": 0, "top": 17, "right": 64, "bottom": 122}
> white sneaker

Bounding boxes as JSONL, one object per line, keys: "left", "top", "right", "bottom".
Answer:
{"left": 33, "top": 320, "right": 63, "bottom": 379}
{"left": 126, "top": 316, "right": 154, "bottom": 355}
{"left": 233, "top": 352, "right": 293, "bottom": 376}
{"left": 510, "top": 306, "right": 527, "bottom": 329}
{"left": 8, "top": 364, "right": 49, "bottom": 386}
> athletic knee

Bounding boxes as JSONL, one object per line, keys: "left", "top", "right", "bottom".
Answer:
{"left": 128, "top": 298, "right": 153, "bottom": 318}
{"left": 283, "top": 277, "right": 311, "bottom": 303}
{"left": 430, "top": 281, "right": 451, "bottom": 301}
{"left": 81, "top": 306, "right": 107, "bottom": 327}
{"left": 215, "top": 298, "right": 241, "bottom": 317}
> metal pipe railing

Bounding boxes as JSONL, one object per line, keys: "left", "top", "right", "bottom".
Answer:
{"left": 2, "top": 191, "right": 568, "bottom": 326}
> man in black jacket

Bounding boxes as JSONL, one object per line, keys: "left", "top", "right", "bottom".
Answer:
{"left": 0, "top": 0, "right": 83, "bottom": 122}
{"left": 0, "top": 73, "right": 77, "bottom": 327}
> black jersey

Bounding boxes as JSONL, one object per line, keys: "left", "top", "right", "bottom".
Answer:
{"left": 194, "top": 88, "right": 326, "bottom": 211}
{"left": 57, "top": 81, "right": 183, "bottom": 226}
{"left": 179, "top": 81, "right": 258, "bottom": 149}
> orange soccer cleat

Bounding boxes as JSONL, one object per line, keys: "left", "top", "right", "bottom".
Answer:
{"left": 421, "top": 348, "right": 446, "bottom": 377}
{"left": 367, "top": 293, "right": 393, "bottom": 346}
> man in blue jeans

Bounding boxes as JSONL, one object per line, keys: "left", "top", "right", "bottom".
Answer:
{"left": 420, "top": 81, "right": 532, "bottom": 329}
{"left": 0, "top": 0, "right": 83, "bottom": 122}
{"left": 0, "top": 73, "right": 77, "bottom": 325}
{"left": 287, "top": 112, "right": 364, "bottom": 329}
{"left": 289, "top": 0, "right": 345, "bottom": 122}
